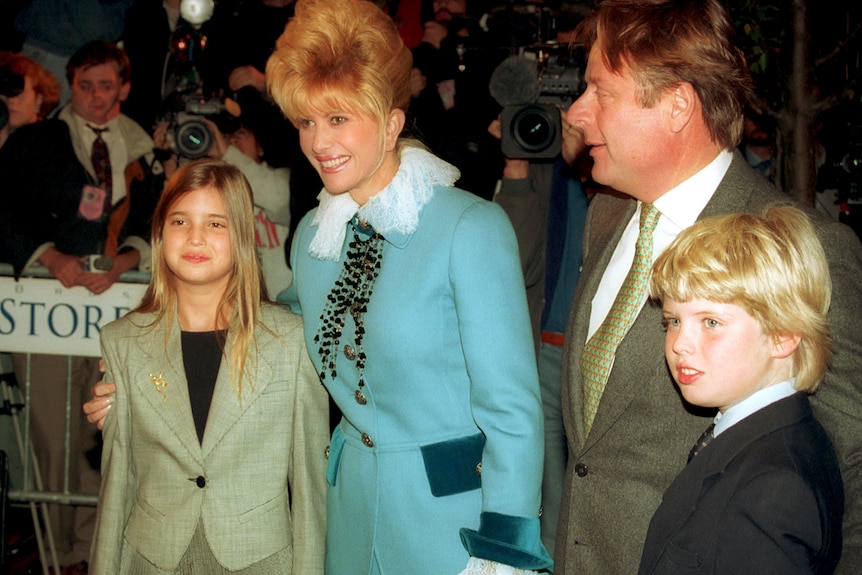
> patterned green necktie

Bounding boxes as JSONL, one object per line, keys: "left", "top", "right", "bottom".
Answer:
{"left": 581, "top": 202, "right": 660, "bottom": 434}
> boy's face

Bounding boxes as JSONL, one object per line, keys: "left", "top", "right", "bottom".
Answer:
{"left": 662, "top": 298, "right": 787, "bottom": 413}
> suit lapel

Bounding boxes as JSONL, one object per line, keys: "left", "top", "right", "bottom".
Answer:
{"left": 586, "top": 298, "right": 666, "bottom": 447}
{"left": 200, "top": 326, "right": 274, "bottom": 458}
{"left": 133, "top": 318, "right": 203, "bottom": 463}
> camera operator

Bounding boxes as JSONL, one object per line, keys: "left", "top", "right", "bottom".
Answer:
{"left": 0, "top": 51, "right": 61, "bottom": 149}
{"left": 0, "top": 40, "right": 167, "bottom": 574}
{"left": 410, "top": 0, "right": 509, "bottom": 200}
{"left": 199, "top": 116, "right": 293, "bottom": 299}
{"left": 490, "top": 106, "right": 592, "bottom": 556}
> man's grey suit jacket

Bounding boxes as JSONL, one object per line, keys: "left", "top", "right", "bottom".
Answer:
{"left": 555, "top": 152, "right": 862, "bottom": 575}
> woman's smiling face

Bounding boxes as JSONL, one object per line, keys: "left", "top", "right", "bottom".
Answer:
{"left": 297, "top": 107, "right": 403, "bottom": 206}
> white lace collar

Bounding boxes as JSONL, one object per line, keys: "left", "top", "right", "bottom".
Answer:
{"left": 308, "top": 146, "right": 460, "bottom": 260}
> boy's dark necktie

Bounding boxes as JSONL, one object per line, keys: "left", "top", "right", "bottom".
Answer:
{"left": 688, "top": 423, "right": 716, "bottom": 463}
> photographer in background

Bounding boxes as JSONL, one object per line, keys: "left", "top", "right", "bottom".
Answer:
{"left": 0, "top": 40, "right": 166, "bottom": 575}
{"left": 0, "top": 51, "right": 61, "bottom": 149}
{"left": 201, "top": 116, "right": 293, "bottom": 299}
{"left": 487, "top": 47, "right": 595, "bottom": 555}
{"left": 411, "top": 0, "right": 508, "bottom": 199}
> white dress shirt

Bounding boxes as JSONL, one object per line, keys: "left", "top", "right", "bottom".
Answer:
{"left": 587, "top": 151, "right": 734, "bottom": 339}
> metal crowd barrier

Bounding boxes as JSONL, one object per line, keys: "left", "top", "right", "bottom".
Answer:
{"left": 0, "top": 263, "right": 148, "bottom": 573}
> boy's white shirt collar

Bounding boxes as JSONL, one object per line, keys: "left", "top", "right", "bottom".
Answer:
{"left": 713, "top": 379, "right": 797, "bottom": 437}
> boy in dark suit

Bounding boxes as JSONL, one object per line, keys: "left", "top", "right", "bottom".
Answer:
{"left": 639, "top": 205, "right": 844, "bottom": 575}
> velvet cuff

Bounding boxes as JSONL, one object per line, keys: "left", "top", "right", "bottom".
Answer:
{"left": 460, "top": 511, "right": 553, "bottom": 571}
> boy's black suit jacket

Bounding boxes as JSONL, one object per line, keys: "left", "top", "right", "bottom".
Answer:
{"left": 639, "top": 392, "right": 844, "bottom": 575}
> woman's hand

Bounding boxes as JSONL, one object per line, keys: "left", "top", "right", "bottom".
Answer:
{"left": 83, "top": 361, "right": 116, "bottom": 430}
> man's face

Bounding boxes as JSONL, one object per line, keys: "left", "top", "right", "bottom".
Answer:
{"left": 565, "top": 37, "right": 672, "bottom": 202}
{"left": 432, "top": 0, "right": 466, "bottom": 24}
{"left": 69, "top": 62, "right": 129, "bottom": 125}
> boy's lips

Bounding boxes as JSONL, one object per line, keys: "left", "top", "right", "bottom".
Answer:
{"left": 675, "top": 364, "right": 702, "bottom": 385}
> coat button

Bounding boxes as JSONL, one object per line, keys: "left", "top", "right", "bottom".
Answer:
{"left": 344, "top": 345, "right": 357, "bottom": 360}
{"left": 361, "top": 433, "right": 374, "bottom": 448}
{"left": 575, "top": 463, "right": 588, "bottom": 477}
{"left": 195, "top": 476, "right": 206, "bottom": 488}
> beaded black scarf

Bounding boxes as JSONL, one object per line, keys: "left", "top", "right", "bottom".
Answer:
{"left": 314, "top": 222, "right": 384, "bottom": 405}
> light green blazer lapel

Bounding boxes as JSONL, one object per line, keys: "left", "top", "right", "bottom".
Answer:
{"left": 200, "top": 327, "right": 274, "bottom": 458}
{"left": 132, "top": 317, "right": 203, "bottom": 463}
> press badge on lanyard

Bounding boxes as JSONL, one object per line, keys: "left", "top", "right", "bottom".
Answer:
{"left": 79, "top": 185, "right": 108, "bottom": 221}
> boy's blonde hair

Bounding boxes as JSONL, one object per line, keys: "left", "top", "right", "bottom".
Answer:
{"left": 137, "top": 158, "right": 267, "bottom": 398}
{"left": 649, "top": 205, "right": 832, "bottom": 392}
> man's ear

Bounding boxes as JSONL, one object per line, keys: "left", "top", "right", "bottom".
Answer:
{"left": 119, "top": 81, "right": 131, "bottom": 103}
{"left": 668, "top": 82, "right": 697, "bottom": 134}
{"left": 773, "top": 333, "right": 802, "bottom": 359}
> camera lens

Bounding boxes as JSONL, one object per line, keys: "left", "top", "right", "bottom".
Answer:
{"left": 513, "top": 106, "right": 556, "bottom": 153}
{"left": 175, "top": 119, "right": 212, "bottom": 159}
{"left": 501, "top": 103, "right": 561, "bottom": 159}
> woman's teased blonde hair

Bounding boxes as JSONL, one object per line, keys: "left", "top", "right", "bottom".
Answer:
{"left": 266, "top": 0, "right": 412, "bottom": 137}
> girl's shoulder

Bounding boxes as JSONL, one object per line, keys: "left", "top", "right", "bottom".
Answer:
{"left": 258, "top": 302, "right": 304, "bottom": 337}
{"left": 102, "top": 310, "right": 160, "bottom": 337}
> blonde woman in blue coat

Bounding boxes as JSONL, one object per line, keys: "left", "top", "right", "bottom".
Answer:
{"left": 264, "top": 1, "right": 552, "bottom": 574}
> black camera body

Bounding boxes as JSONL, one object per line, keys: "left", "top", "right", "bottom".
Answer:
{"left": 501, "top": 53, "right": 583, "bottom": 159}
{"left": 164, "top": 95, "right": 240, "bottom": 159}
{"left": 0, "top": 68, "right": 25, "bottom": 131}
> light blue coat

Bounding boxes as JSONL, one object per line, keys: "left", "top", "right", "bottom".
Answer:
{"left": 281, "top": 183, "right": 552, "bottom": 574}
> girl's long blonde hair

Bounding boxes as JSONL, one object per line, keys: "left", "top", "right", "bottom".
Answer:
{"left": 137, "top": 158, "right": 267, "bottom": 397}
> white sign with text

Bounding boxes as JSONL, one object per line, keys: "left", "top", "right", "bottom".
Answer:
{"left": 0, "top": 276, "right": 148, "bottom": 357}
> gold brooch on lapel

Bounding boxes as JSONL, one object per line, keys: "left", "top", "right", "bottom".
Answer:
{"left": 149, "top": 372, "right": 169, "bottom": 402}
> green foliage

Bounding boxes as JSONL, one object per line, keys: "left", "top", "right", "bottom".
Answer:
{"left": 730, "top": 0, "right": 789, "bottom": 106}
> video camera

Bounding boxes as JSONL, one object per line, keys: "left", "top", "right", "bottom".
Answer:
{"left": 156, "top": 0, "right": 242, "bottom": 160}
{"left": 0, "top": 68, "right": 25, "bottom": 131}
{"left": 162, "top": 94, "right": 241, "bottom": 159}
{"left": 503, "top": 51, "right": 583, "bottom": 159}
{"left": 491, "top": 47, "right": 584, "bottom": 160}
{"left": 819, "top": 109, "right": 862, "bottom": 239}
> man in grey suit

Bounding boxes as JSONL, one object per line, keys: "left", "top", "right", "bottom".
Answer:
{"left": 555, "top": 1, "right": 862, "bottom": 574}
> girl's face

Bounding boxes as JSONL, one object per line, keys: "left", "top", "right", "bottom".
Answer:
{"left": 0, "top": 75, "right": 42, "bottom": 130}
{"left": 163, "top": 187, "right": 233, "bottom": 293}
{"left": 296, "top": 107, "right": 403, "bottom": 206}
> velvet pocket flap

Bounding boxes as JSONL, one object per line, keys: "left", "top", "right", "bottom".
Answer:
{"left": 420, "top": 432, "right": 485, "bottom": 497}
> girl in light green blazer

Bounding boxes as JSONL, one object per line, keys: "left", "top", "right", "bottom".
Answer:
{"left": 89, "top": 159, "right": 328, "bottom": 574}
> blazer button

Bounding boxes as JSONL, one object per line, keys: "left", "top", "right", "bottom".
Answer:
{"left": 575, "top": 463, "right": 588, "bottom": 478}
{"left": 195, "top": 476, "right": 206, "bottom": 488}
{"left": 361, "top": 433, "right": 374, "bottom": 448}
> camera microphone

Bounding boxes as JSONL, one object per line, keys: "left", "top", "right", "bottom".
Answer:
{"left": 489, "top": 55, "right": 541, "bottom": 108}
{"left": 490, "top": 55, "right": 562, "bottom": 159}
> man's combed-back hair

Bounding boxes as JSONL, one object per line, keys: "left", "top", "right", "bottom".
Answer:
{"left": 577, "top": 0, "right": 754, "bottom": 149}
{"left": 66, "top": 40, "right": 132, "bottom": 86}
